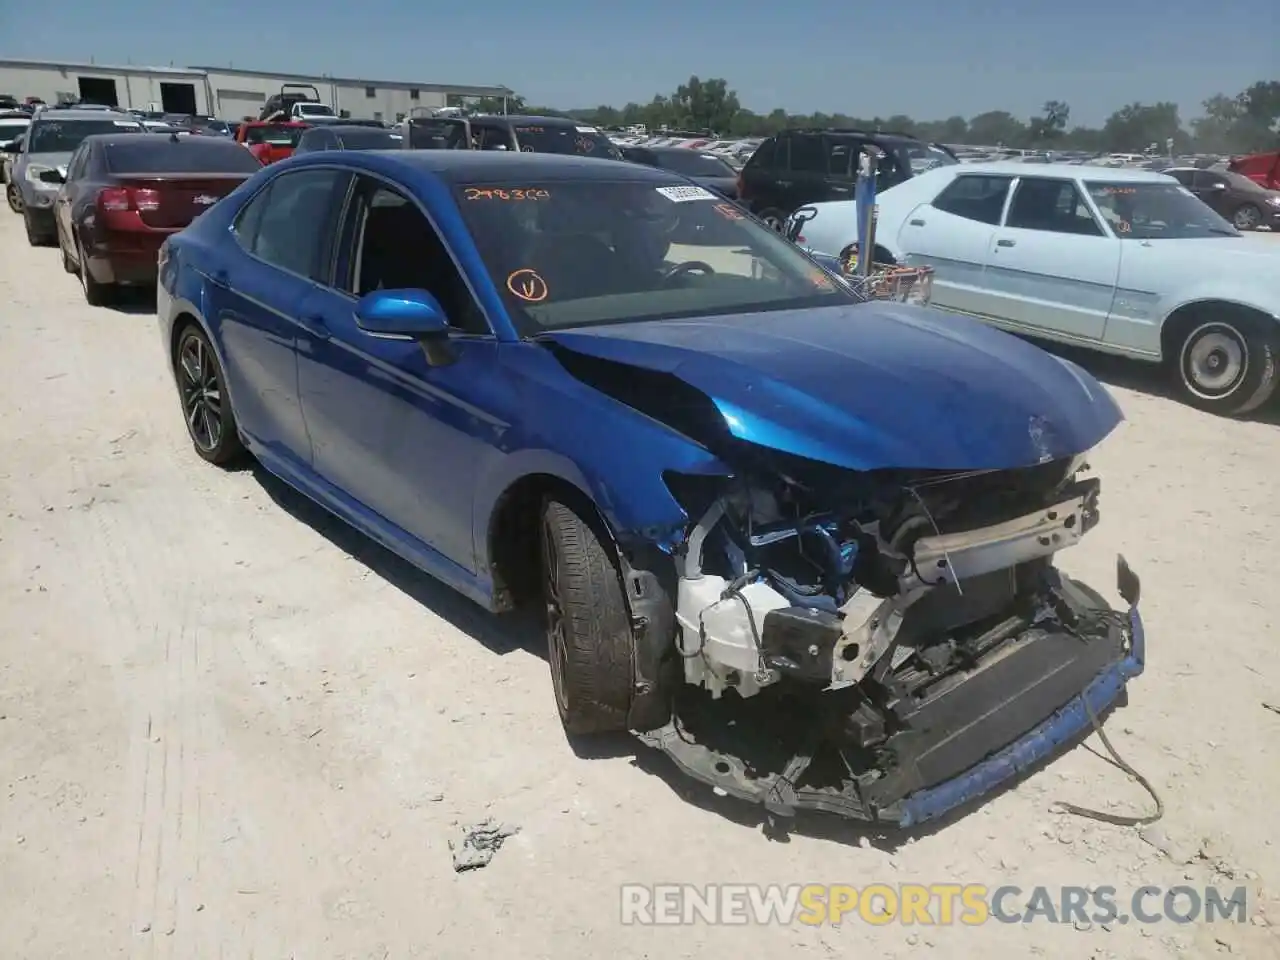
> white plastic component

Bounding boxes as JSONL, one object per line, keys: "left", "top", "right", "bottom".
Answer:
{"left": 676, "top": 575, "right": 790, "bottom": 698}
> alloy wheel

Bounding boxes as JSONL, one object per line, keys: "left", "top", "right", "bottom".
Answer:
{"left": 1180, "top": 322, "right": 1247, "bottom": 400}
{"left": 179, "top": 334, "right": 223, "bottom": 452}
{"left": 1232, "top": 205, "right": 1261, "bottom": 230}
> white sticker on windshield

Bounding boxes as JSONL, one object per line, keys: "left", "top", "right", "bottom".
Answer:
{"left": 655, "top": 185, "right": 718, "bottom": 203}
{"left": 575, "top": 125, "right": 597, "bottom": 134}
{"left": 113, "top": 120, "right": 140, "bottom": 127}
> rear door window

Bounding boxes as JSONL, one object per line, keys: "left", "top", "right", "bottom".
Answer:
{"left": 787, "top": 134, "right": 826, "bottom": 174}
{"left": 932, "top": 174, "right": 1012, "bottom": 224}
{"left": 238, "top": 169, "right": 350, "bottom": 280}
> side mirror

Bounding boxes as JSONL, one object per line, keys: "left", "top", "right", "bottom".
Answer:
{"left": 39, "top": 167, "right": 65, "bottom": 184}
{"left": 353, "top": 289, "right": 455, "bottom": 366}
{"left": 1, "top": 140, "right": 22, "bottom": 154}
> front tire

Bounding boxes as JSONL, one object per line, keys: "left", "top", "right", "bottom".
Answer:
{"left": 6, "top": 182, "right": 21, "bottom": 214}
{"left": 540, "top": 498, "right": 635, "bottom": 735}
{"left": 175, "top": 324, "right": 245, "bottom": 465}
{"left": 1169, "top": 312, "right": 1279, "bottom": 416}
{"left": 1231, "top": 204, "right": 1262, "bottom": 231}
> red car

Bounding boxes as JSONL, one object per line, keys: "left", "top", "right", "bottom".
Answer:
{"left": 236, "top": 121, "right": 307, "bottom": 165}
{"left": 1228, "top": 149, "right": 1280, "bottom": 191}
{"left": 51, "top": 132, "right": 262, "bottom": 305}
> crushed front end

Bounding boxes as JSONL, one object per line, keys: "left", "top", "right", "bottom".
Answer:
{"left": 635, "top": 454, "right": 1144, "bottom": 828}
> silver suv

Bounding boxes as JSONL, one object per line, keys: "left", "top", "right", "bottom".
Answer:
{"left": 4, "top": 107, "right": 142, "bottom": 245}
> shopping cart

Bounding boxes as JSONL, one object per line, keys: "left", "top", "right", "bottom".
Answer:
{"left": 838, "top": 246, "right": 934, "bottom": 306}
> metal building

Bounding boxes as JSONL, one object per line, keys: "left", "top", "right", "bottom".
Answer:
{"left": 0, "top": 57, "right": 512, "bottom": 122}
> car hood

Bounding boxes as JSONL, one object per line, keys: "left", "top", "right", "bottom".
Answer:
{"left": 23, "top": 150, "right": 72, "bottom": 169}
{"left": 540, "top": 302, "right": 1123, "bottom": 472}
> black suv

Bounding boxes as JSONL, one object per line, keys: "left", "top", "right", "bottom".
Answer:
{"left": 739, "top": 129, "right": 959, "bottom": 229}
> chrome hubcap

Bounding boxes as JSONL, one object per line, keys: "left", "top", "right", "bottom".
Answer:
{"left": 1234, "top": 206, "right": 1259, "bottom": 229}
{"left": 1181, "top": 323, "right": 1247, "bottom": 399}
{"left": 179, "top": 335, "right": 223, "bottom": 451}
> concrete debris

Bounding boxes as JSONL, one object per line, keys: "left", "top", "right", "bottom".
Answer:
{"left": 450, "top": 818, "right": 519, "bottom": 872}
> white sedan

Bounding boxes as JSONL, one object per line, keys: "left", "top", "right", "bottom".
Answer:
{"left": 794, "top": 162, "right": 1280, "bottom": 416}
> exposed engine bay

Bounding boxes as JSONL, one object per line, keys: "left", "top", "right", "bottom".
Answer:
{"left": 637, "top": 453, "right": 1143, "bottom": 827}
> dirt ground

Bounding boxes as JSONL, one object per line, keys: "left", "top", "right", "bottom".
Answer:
{"left": 1, "top": 213, "right": 1278, "bottom": 960}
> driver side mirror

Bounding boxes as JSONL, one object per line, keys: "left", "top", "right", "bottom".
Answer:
{"left": 38, "top": 167, "right": 65, "bottom": 184}
{"left": 1, "top": 140, "right": 22, "bottom": 154}
{"left": 353, "top": 288, "right": 456, "bottom": 366}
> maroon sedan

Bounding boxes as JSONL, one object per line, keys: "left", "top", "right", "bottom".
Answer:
{"left": 51, "top": 132, "right": 262, "bottom": 305}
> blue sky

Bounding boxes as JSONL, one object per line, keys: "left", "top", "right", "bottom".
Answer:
{"left": 3, "top": 0, "right": 1276, "bottom": 125}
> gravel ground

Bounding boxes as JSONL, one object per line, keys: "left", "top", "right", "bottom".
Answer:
{"left": 1, "top": 212, "right": 1278, "bottom": 959}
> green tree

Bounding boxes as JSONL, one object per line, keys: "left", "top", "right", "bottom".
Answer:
{"left": 966, "top": 110, "right": 1028, "bottom": 146}
{"left": 1102, "top": 102, "right": 1185, "bottom": 153}
{"left": 1028, "top": 100, "right": 1070, "bottom": 144}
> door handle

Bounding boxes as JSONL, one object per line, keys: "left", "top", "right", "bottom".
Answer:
{"left": 777, "top": 180, "right": 792, "bottom": 188}
{"left": 996, "top": 238, "right": 1016, "bottom": 248}
{"left": 296, "top": 313, "right": 330, "bottom": 339}
{"left": 909, "top": 218, "right": 926, "bottom": 226}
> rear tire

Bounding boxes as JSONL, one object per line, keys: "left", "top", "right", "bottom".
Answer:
{"left": 1167, "top": 310, "right": 1280, "bottom": 416}
{"left": 540, "top": 497, "right": 635, "bottom": 735}
{"left": 77, "top": 239, "right": 114, "bottom": 306}
{"left": 174, "top": 323, "right": 245, "bottom": 465}
{"left": 60, "top": 233, "right": 76, "bottom": 274}
{"left": 24, "top": 211, "right": 51, "bottom": 246}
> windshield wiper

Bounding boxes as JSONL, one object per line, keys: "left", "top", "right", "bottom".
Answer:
{"left": 1204, "top": 227, "right": 1238, "bottom": 237}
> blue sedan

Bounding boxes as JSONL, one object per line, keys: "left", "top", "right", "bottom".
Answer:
{"left": 157, "top": 150, "right": 1144, "bottom": 827}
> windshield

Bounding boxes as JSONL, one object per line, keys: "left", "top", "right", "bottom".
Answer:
{"left": 455, "top": 179, "right": 855, "bottom": 334}
{"left": 408, "top": 119, "right": 468, "bottom": 149}
{"left": 511, "top": 124, "right": 621, "bottom": 159}
{"left": 651, "top": 151, "right": 737, "bottom": 178}
{"left": 1084, "top": 181, "right": 1239, "bottom": 239}
{"left": 336, "top": 128, "right": 403, "bottom": 150}
{"left": 245, "top": 125, "right": 303, "bottom": 146}
{"left": 0, "top": 121, "right": 28, "bottom": 141}
{"left": 296, "top": 103, "right": 334, "bottom": 116}
{"left": 106, "top": 139, "right": 263, "bottom": 174}
{"left": 28, "top": 118, "right": 141, "bottom": 152}
{"left": 901, "top": 142, "right": 959, "bottom": 174}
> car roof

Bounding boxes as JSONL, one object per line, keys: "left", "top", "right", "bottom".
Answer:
{"left": 942, "top": 160, "right": 1175, "bottom": 181}
{"left": 33, "top": 108, "right": 141, "bottom": 123}
{"left": 89, "top": 132, "right": 240, "bottom": 148}
{"left": 473, "top": 114, "right": 589, "bottom": 128}
{"left": 321, "top": 124, "right": 397, "bottom": 134}
{"left": 301, "top": 150, "right": 676, "bottom": 184}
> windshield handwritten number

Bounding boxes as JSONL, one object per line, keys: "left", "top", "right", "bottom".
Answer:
{"left": 506, "top": 269, "right": 549, "bottom": 303}
{"left": 713, "top": 203, "right": 744, "bottom": 221}
{"left": 464, "top": 187, "right": 550, "bottom": 201}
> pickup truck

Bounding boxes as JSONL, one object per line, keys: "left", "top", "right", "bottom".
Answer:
{"left": 235, "top": 121, "right": 307, "bottom": 165}
{"left": 1229, "top": 149, "right": 1280, "bottom": 191}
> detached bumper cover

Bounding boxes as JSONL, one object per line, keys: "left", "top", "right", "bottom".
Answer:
{"left": 637, "top": 559, "right": 1145, "bottom": 828}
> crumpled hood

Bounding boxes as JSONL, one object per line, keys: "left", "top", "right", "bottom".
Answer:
{"left": 541, "top": 302, "right": 1123, "bottom": 471}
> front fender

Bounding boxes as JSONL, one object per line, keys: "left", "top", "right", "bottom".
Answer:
{"left": 470, "top": 344, "right": 733, "bottom": 570}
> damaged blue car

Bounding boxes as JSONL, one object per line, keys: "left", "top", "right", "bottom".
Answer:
{"left": 157, "top": 149, "right": 1145, "bottom": 828}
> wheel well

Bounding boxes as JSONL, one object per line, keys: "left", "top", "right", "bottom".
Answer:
{"left": 1160, "top": 300, "right": 1277, "bottom": 362}
{"left": 486, "top": 473, "right": 616, "bottom": 614}
{"left": 170, "top": 312, "right": 201, "bottom": 369}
